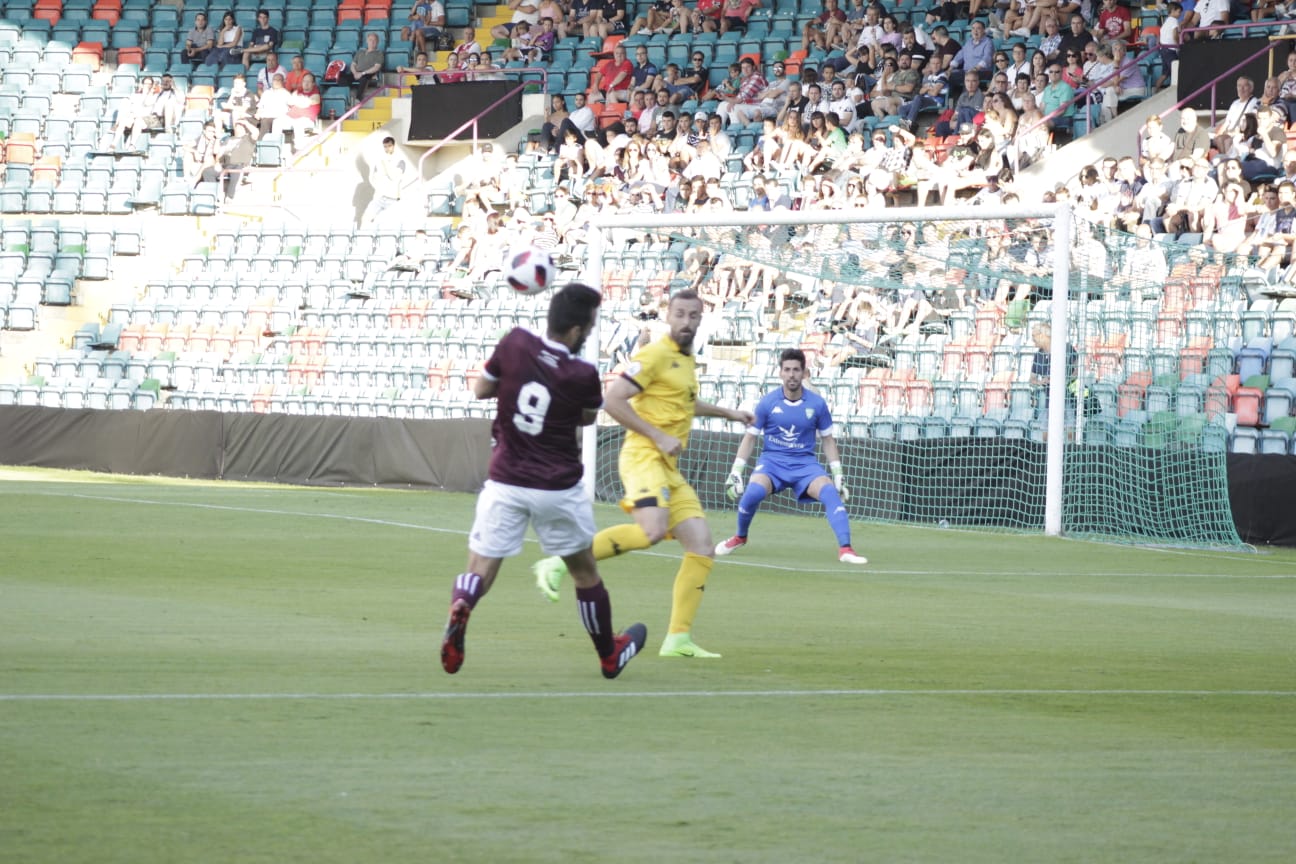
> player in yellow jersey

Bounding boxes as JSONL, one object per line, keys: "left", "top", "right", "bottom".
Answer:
{"left": 533, "top": 289, "right": 753, "bottom": 658}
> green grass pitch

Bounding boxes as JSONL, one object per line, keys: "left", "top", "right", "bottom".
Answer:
{"left": 1, "top": 468, "right": 1293, "bottom": 863}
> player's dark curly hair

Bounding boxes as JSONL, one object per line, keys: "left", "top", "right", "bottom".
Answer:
{"left": 547, "top": 282, "right": 602, "bottom": 336}
{"left": 780, "top": 348, "right": 807, "bottom": 369}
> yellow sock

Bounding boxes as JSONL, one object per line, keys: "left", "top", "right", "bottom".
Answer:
{"left": 668, "top": 552, "right": 713, "bottom": 635}
{"left": 592, "top": 523, "right": 652, "bottom": 561}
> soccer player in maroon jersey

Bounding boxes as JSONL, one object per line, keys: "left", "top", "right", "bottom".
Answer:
{"left": 440, "top": 282, "right": 647, "bottom": 678}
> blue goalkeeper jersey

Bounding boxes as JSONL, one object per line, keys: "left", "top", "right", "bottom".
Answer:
{"left": 751, "top": 387, "right": 835, "bottom": 464}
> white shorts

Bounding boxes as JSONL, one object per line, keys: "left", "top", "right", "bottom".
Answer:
{"left": 468, "top": 479, "right": 596, "bottom": 559}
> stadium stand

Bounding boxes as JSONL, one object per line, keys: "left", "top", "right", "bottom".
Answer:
{"left": 2, "top": 0, "right": 1296, "bottom": 458}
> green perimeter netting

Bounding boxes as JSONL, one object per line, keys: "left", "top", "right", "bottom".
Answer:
{"left": 595, "top": 214, "right": 1247, "bottom": 549}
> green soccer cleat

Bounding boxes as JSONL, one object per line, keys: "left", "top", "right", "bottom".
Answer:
{"left": 532, "top": 555, "right": 568, "bottom": 603}
{"left": 658, "top": 632, "right": 722, "bottom": 659}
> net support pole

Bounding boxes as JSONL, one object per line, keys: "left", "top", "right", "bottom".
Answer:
{"left": 1045, "top": 205, "right": 1072, "bottom": 537}
{"left": 581, "top": 225, "right": 606, "bottom": 501}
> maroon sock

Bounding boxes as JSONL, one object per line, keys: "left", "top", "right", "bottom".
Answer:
{"left": 575, "top": 581, "right": 615, "bottom": 657}
{"left": 451, "top": 572, "right": 484, "bottom": 608}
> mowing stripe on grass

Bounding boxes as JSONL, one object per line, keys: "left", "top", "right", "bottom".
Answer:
{"left": 19, "top": 489, "right": 1296, "bottom": 579}
{"left": 3, "top": 689, "right": 1294, "bottom": 702}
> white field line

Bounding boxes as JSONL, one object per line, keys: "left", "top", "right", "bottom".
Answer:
{"left": 1, "top": 689, "right": 1294, "bottom": 703}
{"left": 13, "top": 489, "right": 1296, "bottom": 578}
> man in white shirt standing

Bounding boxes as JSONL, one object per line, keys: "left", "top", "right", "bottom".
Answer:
{"left": 363, "top": 136, "right": 411, "bottom": 224}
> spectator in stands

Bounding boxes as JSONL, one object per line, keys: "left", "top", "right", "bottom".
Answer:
{"left": 398, "top": 52, "right": 434, "bottom": 86}
{"left": 1156, "top": 2, "right": 1183, "bottom": 89}
{"left": 1236, "top": 183, "right": 1280, "bottom": 257}
{"left": 1010, "top": 91, "right": 1049, "bottom": 168}
{"left": 944, "top": 70, "right": 984, "bottom": 133}
{"left": 217, "top": 119, "right": 257, "bottom": 203}
{"left": 490, "top": 0, "right": 537, "bottom": 44}
{"left": 404, "top": 1, "right": 447, "bottom": 57}
{"left": 591, "top": 43, "right": 634, "bottom": 103}
{"left": 674, "top": 52, "right": 711, "bottom": 103}
{"left": 639, "top": 88, "right": 669, "bottom": 132}
{"left": 185, "top": 13, "right": 216, "bottom": 69}
{"left": 803, "top": 0, "right": 847, "bottom": 53}
{"left": 112, "top": 76, "right": 154, "bottom": 150}
{"left": 1037, "top": 14, "right": 1064, "bottom": 63}
{"left": 282, "top": 54, "right": 307, "bottom": 92}
{"left": 277, "top": 72, "right": 321, "bottom": 151}
{"left": 729, "top": 59, "right": 787, "bottom": 125}
{"left": 1110, "top": 39, "right": 1145, "bottom": 108}
{"left": 1135, "top": 156, "right": 1173, "bottom": 227}
{"left": 1202, "top": 182, "right": 1253, "bottom": 254}
{"left": 1003, "top": 41, "right": 1031, "bottom": 83}
{"left": 915, "top": 122, "right": 976, "bottom": 205}
{"left": 363, "top": 136, "right": 411, "bottom": 224}
{"left": 1164, "top": 156, "right": 1219, "bottom": 237}
{"left": 872, "top": 52, "right": 920, "bottom": 121}
{"left": 1256, "top": 76, "right": 1288, "bottom": 127}
{"left": 217, "top": 73, "right": 257, "bottom": 134}
{"left": 1171, "top": 107, "right": 1210, "bottom": 161}
{"left": 255, "top": 73, "right": 292, "bottom": 136}
{"left": 1061, "top": 45, "right": 1086, "bottom": 88}
{"left": 185, "top": 121, "right": 222, "bottom": 185}
{"left": 1140, "top": 113, "right": 1174, "bottom": 162}
{"left": 929, "top": 24, "right": 960, "bottom": 72}
{"left": 717, "top": 56, "right": 768, "bottom": 127}
{"left": 1234, "top": 111, "right": 1285, "bottom": 183}
{"left": 1093, "top": 0, "right": 1132, "bottom": 43}
{"left": 449, "top": 27, "right": 483, "bottom": 67}
{"left": 1195, "top": 0, "right": 1229, "bottom": 30}
{"left": 568, "top": 0, "right": 601, "bottom": 37}
{"left": 339, "top": 33, "right": 386, "bottom": 103}
{"left": 1211, "top": 76, "right": 1259, "bottom": 152}
{"left": 242, "top": 9, "right": 280, "bottom": 69}
{"left": 628, "top": 44, "right": 659, "bottom": 95}
{"left": 1057, "top": 13, "right": 1094, "bottom": 64}
{"left": 718, "top": 0, "right": 760, "bottom": 35}
{"left": 950, "top": 20, "right": 994, "bottom": 77}
{"left": 256, "top": 51, "right": 289, "bottom": 93}
{"left": 206, "top": 12, "right": 244, "bottom": 70}
{"left": 631, "top": 0, "right": 673, "bottom": 35}
{"left": 1276, "top": 52, "right": 1296, "bottom": 125}
{"left": 529, "top": 15, "right": 557, "bottom": 60}
{"left": 1039, "top": 62, "right": 1076, "bottom": 133}
{"left": 595, "top": 0, "right": 629, "bottom": 38}
{"left": 900, "top": 54, "right": 948, "bottom": 130}
{"left": 1251, "top": 181, "right": 1296, "bottom": 271}
{"left": 1216, "top": 157, "right": 1252, "bottom": 198}
{"left": 155, "top": 74, "right": 185, "bottom": 133}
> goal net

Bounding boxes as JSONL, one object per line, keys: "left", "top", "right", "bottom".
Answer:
{"left": 584, "top": 205, "right": 1244, "bottom": 549}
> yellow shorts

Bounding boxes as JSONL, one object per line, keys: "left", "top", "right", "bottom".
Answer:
{"left": 618, "top": 444, "right": 705, "bottom": 531}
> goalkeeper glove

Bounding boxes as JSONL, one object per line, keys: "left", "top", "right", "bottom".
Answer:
{"left": 726, "top": 459, "right": 746, "bottom": 500}
{"left": 830, "top": 460, "right": 849, "bottom": 502}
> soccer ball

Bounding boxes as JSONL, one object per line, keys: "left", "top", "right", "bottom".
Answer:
{"left": 505, "top": 248, "right": 556, "bottom": 296}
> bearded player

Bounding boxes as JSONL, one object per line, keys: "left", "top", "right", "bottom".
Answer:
{"left": 714, "top": 348, "right": 868, "bottom": 564}
{"left": 532, "top": 289, "right": 753, "bottom": 659}
{"left": 440, "top": 282, "right": 647, "bottom": 678}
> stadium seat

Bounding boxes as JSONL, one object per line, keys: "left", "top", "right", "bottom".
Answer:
{"left": 1230, "top": 427, "right": 1259, "bottom": 454}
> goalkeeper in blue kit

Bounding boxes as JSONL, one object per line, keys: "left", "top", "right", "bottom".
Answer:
{"left": 715, "top": 348, "right": 868, "bottom": 564}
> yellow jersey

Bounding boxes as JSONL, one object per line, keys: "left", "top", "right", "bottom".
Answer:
{"left": 621, "top": 334, "right": 697, "bottom": 450}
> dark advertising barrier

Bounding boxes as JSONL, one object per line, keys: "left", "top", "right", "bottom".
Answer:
{"left": 1178, "top": 37, "right": 1273, "bottom": 115}
{"left": 1, "top": 406, "right": 1294, "bottom": 545}
{"left": 408, "top": 81, "right": 522, "bottom": 141}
